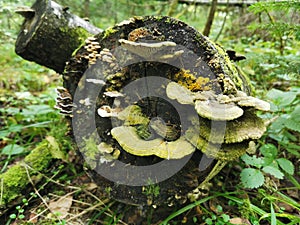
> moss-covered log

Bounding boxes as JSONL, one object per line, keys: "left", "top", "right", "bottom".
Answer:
{"left": 0, "top": 137, "right": 66, "bottom": 210}
{"left": 15, "top": 0, "right": 102, "bottom": 73}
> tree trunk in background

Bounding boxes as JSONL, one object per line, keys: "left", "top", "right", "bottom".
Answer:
{"left": 167, "top": 0, "right": 179, "bottom": 16}
{"left": 83, "top": 0, "right": 90, "bottom": 18}
{"left": 15, "top": 0, "right": 102, "bottom": 74}
{"left": 203, "top": 0, "right": 218, "bottom": 37}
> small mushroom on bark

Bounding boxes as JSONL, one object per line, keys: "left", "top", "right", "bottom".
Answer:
{"left": 97, "top": 105, "right": 120, "bottom": 117}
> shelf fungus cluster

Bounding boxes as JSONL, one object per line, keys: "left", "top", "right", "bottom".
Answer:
{"left": 62, "top": 16, "right": 270, "bottom": 207}
{"left": 167, "top": 82, "right": 269, "bottom": 159}
{"left": 82, "top": 37, "right": 101, "bottom": 66}
{"left": 54, "top": 87, "right": 74, "bottom": 116}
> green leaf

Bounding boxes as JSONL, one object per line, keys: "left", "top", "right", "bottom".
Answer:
{"left": 221, "top": 214, "right": 230, "bottom": 222}
{"left": 270, "top": 203, "right": 276, "bottom": 225}
{"left": 3, "top": 107, "right": 22, "bottom": 115}
{"left": 241, "top": 154, "right": 264, "bottom": 167}
{"left": 290, "top": 105, "right": 300, "bottom": 119}
{"left": 193, "top": 217, "right": 198, "bottom": 223}
{"left": 21, "top": 104, "right": 55, "bottom": 117}
{"left": 266, "top": 89, "right": 297, "bottom": 109}
{"left": 0, "top": 130, "right": 10, "bottom": 139}
{"left": 283, "top": 105, "right": 300, "bottom": 132}
{"left": 216, "top": 205, "right": 223, "bottom": 213}
{"left": 8, "top": 124, "right": 24, "bottom": 133}
{"left": 240, "top": 168, "right": 264, "bottom": 189}
{"left": 205, "top": 218, "right": 213, "bottom": 225}
{"left": 276, "top": 158, "right": 294, "bottom": 175}
{"left": 283, "top": 143, "right": 300, "bottom": 157}
{"left": 262, "top": 165, "right": 284, "bottom": 179}
{"left": 0, "top": 124, "right": 24, "bottom": 138}
{"left": 260, "top": 144, "right": 278, "bottom": 160}
{"left": 1, "top": 144, "right": 25, "bottom": 155}
{"left": 269, "top": 115, "right": 288, "bottom": 132}
{"left": 18, "top": 214, "right": 25, "bottom": 219}
{"left": 46, "top": 136, "right": 66, "bottom": 161}
{"left": 9, "top": 214, "right": 17, "bottom": 219}
{"left": 284, "top": 118, "right": 300, "bottom": 132}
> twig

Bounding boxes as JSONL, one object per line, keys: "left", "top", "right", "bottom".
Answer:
{"left": 214, "top": 0, "right": 229, "bottom": 41}
{"left": 24, "top": 163, "right": 63, "bottom": 223}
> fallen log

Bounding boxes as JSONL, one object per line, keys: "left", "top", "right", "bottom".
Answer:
{"left": 15, "top": 0, "right": 102, "bottom": 73}
{"left": 61, "top": 16, "right": 269, "bottom": 207}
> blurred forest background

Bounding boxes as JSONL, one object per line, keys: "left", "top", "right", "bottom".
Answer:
{"left": 0, "top": 0, "right": 299, "bottom": 224}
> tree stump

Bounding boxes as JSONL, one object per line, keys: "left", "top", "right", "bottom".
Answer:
{"left": 60, "top": 16, "right": 269, "bottom": 208}
{"left": 15, "top": 0, "right": 102, "bottom": 73}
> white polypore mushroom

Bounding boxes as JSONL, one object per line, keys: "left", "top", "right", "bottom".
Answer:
{"left": 111, "top": 126, "right": 195, "bottom": 159}
{"left": 194, "top": 100, "right": 244, "bottom": 121}
{"left": 166, "top": 82, "right": 194, "bottom": 105}
{"left": 118, "top": 39, "right": 178, "bottom": 60}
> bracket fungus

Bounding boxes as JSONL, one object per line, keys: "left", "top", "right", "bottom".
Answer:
{"left": 111, "top": 126, "right": 194, "bottom": 159}
{"left": 166, "top": 81, "right": 194, "bottom": 105}
{"left": 61, "top": 16, "right": 270, "bottom": 207}
{"left": 195, "top": 100, "right": 244, "bottom": 121}
{"left": 196, "top": 111, "right": 267, "bottom": 144}
{"left": 119, "top": 39, "right": 183, "bottom": 61}
{"left": 54, "top": 87, "right": 74, "bottom": 116}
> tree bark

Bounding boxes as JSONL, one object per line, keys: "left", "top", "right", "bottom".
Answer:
{"left": 15, "top": 0, "right": 102, "bottom": 74}
{"left": 203, "top": 0, "right": 218, "bottom": 37}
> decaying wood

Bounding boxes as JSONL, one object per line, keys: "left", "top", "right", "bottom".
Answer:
{"left": 15, "top": 0, "right": 102, "bottom": 73}
{"left": 62, "top": 15, "right": 267, "bottom": 208}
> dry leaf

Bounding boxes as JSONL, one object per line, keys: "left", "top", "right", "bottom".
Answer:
{"left": 86, "top": 182, "right": 98, "bottom": 191}
{"left": 49, "top": 195, "right": 73, "bottom": 219}
{"left": 46, "top": 136, "right": 67, "bottom": 161}
{"left": 229, "top": 217, "right": 251, "bottom": 225}
{"left": 29, "top": 212, "right": 38, "bottom": 223}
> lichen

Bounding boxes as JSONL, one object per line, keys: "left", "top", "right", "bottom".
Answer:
{"left": 214, "top": 44, "right": 245, "bottom": 92}
{"left": 191, "top": 77, "right": 211, "bottom": 91}
{"left": 172, "top": 69, "right": 213, "bottom": 92}
{"left": 173, "top": 69, "right": 197, "bottom": 90}
{"left": 165, "top": 17, "right": 173, "bottom": 23}
{"left": 81, "top": 134, "right": 99, "bottom": 161}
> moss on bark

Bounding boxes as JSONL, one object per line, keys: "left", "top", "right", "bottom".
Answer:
{"left": 0, "top": 140, "right": 54, "bottom": 207}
